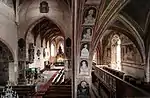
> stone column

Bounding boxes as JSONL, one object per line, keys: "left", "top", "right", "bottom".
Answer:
{"left": 9, "top": 62, "right": 18, "bottom": 85}
{"left": 145, "top": 50, "right": 150, "bottom": 83}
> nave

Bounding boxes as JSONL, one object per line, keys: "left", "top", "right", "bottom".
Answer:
{"left": 0, "top": 0, "right": 150, "bottom": 98}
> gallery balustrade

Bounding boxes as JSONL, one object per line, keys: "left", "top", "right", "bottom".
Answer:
{"left": 92, "top": 65, "right": 150, "bottom": 98}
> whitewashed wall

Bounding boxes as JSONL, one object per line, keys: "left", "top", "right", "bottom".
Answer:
{"left": 0, "top": 2, "right": 18, "bottom": 84}
{"left": 18, "top": 0, "right": 71, "bottom": 39}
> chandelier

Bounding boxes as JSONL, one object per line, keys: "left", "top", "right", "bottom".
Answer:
{"left": 1, "top": 81, "right": 19, "bottom": 98}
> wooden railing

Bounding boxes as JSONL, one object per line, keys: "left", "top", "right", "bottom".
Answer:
{"left": 52, "top": 69, "right": 65, "bottom": 85}
{"left": 92, "top": 65, "right": 150, "bottom": 98}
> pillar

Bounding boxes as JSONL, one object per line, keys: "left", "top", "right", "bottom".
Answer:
{"left": 9, "top": 62, "right": 18, "bottom": 85}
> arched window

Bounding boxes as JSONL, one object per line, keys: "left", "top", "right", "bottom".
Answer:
{"left": 93, "top": 51, "right": 97, "bottom": 63}
{"left": 111, "top": 34, "right": 121, "bottom": 71}
{"left": 57, "top": 41, "right": 64, "bottom": 53}
{"left": 60, "top": 43, "right": 64, "bottom": 53}
{"left": 51, "top": 43, "right": 55, "bottom": 56}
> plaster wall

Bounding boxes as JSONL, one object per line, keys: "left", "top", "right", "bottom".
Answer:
{"left": 18, "top": 0, "right": 71, "bottom": 39}
{"left": 122, "top": 63, "right": 144, "bottom": 79}
{"left": 0, "top": 3, "right": 18, "bottom": 84}
{"left": 0, "top": 3, "right": 17, "bottom": 62}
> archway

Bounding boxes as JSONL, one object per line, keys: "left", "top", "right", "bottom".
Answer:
{"left": 25, "top": 17, "right": 65, "bottom": 67}
{"left": 0, "top": 40, "right": 14, "bottom": 85}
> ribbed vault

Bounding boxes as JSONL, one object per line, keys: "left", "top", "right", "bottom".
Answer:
{"left": 30, "top": 17, "right": 64, "bottom": 46}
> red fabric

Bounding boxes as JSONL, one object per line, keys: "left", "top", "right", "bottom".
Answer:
{"left": 34, "top": 71, "right": 58, "bottom": 97}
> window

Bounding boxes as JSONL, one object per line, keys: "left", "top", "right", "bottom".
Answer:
{"left": 60, "top": 43, "right": 64, "bottom": 53}
{"left": 93, "top": 51, "right": 97, "bottom": 63}
{"left": 51, "top": 43, "right": 55, "bottom": 56}
{"left": 111, "top": 34, "right": 121, "bottom": 71}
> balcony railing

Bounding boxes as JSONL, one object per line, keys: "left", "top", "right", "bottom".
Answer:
{"left": 92, "top": 65, "right": 150, "bottom": 98}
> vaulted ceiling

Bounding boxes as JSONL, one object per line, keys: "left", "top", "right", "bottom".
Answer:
{"left": 122, "top": 0, "right": 150, "bottom": 32}
{"left": 31, "top": 18, "right": 63, "bottom": 44}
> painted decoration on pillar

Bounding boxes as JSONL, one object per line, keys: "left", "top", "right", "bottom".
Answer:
{"left": 81, "top": 28, "right": 92, "bottom": 42}
{"left": 80, "top": 43, "right": 89, "bottom": 58}
{"left": 83, "top": 7, "right": 96, "bottom": 25}
{"left": 77, "top": 80, "right": 89, "bottom": 98}
{"left": 79, "top": 60, "right": 89, "bottom": 75}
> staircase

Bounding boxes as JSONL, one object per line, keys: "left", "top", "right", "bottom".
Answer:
{"left": 43, "top": 69, "right": 72, "bottom": 98}
{"left": 43, "top": 85, "right": 71, "bottom": 98}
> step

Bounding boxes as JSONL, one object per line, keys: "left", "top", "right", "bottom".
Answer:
{"left": 48, "top": 87, "right": 71, "bottom": 90}
{"left": 44, "top": 96, "right": 71, "bottom": 98}
{"left": 46, "top": 90, "right": 71, "bottom": 94}
{"left": 44, "top": 94, "right": 71, "bottom": 98}
{"left": 50, "top": 85, "right": 71, "bottom": 87}
{"left": 43, "top": 85, "right": 71, "bottom": 98}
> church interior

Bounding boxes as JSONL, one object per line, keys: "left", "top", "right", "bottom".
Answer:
{"left": 0, "top": 0, "right": 150, "bottom": 98}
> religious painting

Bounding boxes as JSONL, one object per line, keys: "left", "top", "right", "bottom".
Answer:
{"left": 79, "top": 60, "right": 89, "bottom": 75}
{"left": 0, "top": 41, "right": 14, "bottom": 62}
{"left": 66, "top": 47, "right": 71, "bottom": 59}
{"left": 123, "top": 45, "right": 135, "bottom": 61}
{"left": 83, "top": 7, "right": 97, "bottom": 25}
{"left": 0, "top": 0, "right": 13, "bottom": 8}
{"left": 66, "top": 37, "right": 71, "bottom": 47}
{"left": 43, "top": 48, "right": 46, "bottom": 58}
{"left": 77, "top": 80, "right": 90, "bottom": 98}
{"left": 81, "top": 28, "right": 92, "bottom": 42}
{"left": 18, "top": 38, "right": 26, "bottom": 60}
{"left": 28, "top": 43, "right": 34, "bottom": 63}
{"left": 120, "top": 34, "right": 142, "bottom": 64}
{"left": 40, "top": 1, "right": 49, "bottom": 13}
{"left": 80, "top": 43, "right": 90, "bottom": 58}
{"left": 36, "top": 49, "right": 41, "bottom": 57}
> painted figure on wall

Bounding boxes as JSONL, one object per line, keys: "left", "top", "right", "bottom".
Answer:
{"left": 81, "top": 28, "right": 92, "bottom": 41}
{"left": 77, "top": 81, "right": 89, "bottom": 98}
{"left": 83, "top": 7, "right": 96, "bottom": 25}
{"left": 123, "top": 45, "right": 135, "bottom": 61}
{"left": 80, "top": 43, "right": 89, "bottom": 58}
{"left": 79, "top": 60, "right": 88, "bottom": 75}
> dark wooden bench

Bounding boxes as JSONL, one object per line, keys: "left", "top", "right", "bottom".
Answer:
{"left": 103, "top": 67, "right": 125, "bottom": 79}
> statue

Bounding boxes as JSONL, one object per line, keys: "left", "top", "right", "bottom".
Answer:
{"left": 80, "top": 44, "right": 89, "bottom": 58}
{"left": 79, "top": 60, "right": 88, "bottom": 75}
{"left": 82, "top": 28, "right": 92, "bottom": 41}
{"left": 83, "top": 8, "right": 96, "bottom": 25}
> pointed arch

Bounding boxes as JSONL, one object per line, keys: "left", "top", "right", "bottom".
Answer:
{"left": 24, "top": 16, "right": 65, "bottom": 40}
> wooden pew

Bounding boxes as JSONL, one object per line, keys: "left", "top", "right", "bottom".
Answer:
{"left": 103, "top": 67, "right": 125, "bottom": 79}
